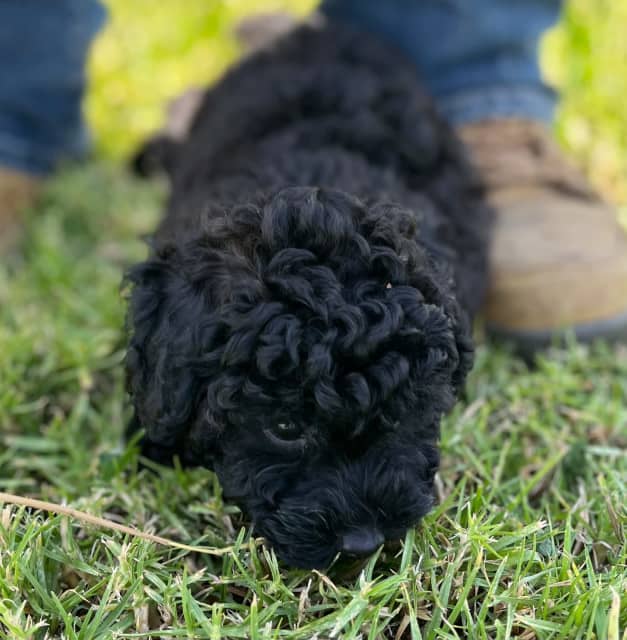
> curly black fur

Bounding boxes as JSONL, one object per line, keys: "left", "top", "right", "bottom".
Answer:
{"left": 125, "top": 21, "right": 492, "bottom": 569}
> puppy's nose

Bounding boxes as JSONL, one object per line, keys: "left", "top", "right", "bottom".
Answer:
{"left": 341, "top": 528, "right": 385, "bottom": 557}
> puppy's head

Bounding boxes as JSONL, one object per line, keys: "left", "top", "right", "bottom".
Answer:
{"left": 126, "top": 187, "right": 473, "bottom": 568}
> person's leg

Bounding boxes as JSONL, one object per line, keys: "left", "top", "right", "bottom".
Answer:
{"left": 321, "top": 0, "right": 561, "bottom": 125}
{"left": 321, "top": 0, "right": 627, "bottom": 350}
{"left": 0, "top": 0, "right": 106, "bottom": 176}
{"left": 0, "top": 0, "right": 106, "bottom": 252}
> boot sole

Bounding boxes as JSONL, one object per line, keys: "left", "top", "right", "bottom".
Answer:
{"left": 487, "top": 308, "right": 627, "bottom": 358}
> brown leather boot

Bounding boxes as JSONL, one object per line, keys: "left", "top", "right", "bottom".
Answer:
{"left": 0, "top": 167, "right": 42, "bottom": 253}
{"left": 459, "top": 119, "right": 627, "bottom": 351}
{"left": 233, "top": 12, "right": 299, "bottom": 53}
{"left": 233, "top": 11, "right": 326, "bottom": 54}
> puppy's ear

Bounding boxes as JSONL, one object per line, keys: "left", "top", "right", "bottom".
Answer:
{"left": 361, "top": 200, "right": 475, "bottom": 400}
{"left": 124, "top": 248, "right": 222, "bottom": 464}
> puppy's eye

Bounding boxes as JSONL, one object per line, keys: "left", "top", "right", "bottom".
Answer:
{"left": 274, "top": 422, "right": 302, "bottom": 440}
{"left": 264, "top": 421, "right": 304, "bottom": 447}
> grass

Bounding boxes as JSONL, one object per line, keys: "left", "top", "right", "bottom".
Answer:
{"left": 1, "top": 0, "right": 626, "bottom": 638}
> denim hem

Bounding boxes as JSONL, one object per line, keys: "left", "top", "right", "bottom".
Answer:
{"left": 0, "top": 130, "right": 88, "bottom": 176}
{"left": 435, "top": 85, "right": 557, "bottom": 126}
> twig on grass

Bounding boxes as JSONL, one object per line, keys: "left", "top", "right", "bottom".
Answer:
{"left": 0, "top": 491, "right": 252, "bottom": 556}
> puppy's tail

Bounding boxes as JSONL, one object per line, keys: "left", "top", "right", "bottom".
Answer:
{"left": 131, "top": 134, "right": 180, "bottom": 179}
{"left": 131, "top": 87, "right": 204, "bottom": 179}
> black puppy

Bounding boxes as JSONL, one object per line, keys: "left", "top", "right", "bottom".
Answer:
{"left": 126, "top": 21, "right": 492, "bottom": 569}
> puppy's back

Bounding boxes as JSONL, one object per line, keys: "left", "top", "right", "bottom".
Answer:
{"left": 150, "top": 20, "right": 491, "bottom": 315}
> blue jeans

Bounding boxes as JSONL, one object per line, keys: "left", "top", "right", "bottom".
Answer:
{"left": 321, "top": 0, "right": 562, "bottom": 124}
{"left": 0, "top": 0, "right": 561, "bottom": 176}
{"left": 0, "top": 0, "right": 106, "bottom": 175}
